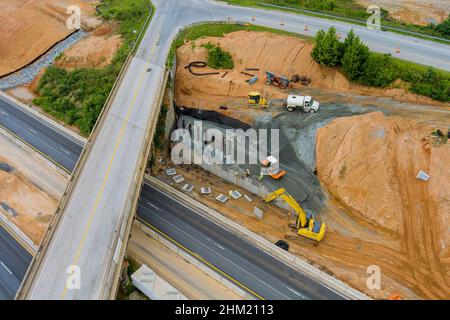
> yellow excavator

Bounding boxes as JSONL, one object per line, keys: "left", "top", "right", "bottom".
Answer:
{"left": 262, "top": 188, "right": 326, "bottom": 244}
{"left": 248, "top": 91, "right": 268, "bottom": 108}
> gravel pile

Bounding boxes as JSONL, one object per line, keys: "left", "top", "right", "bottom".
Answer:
{"left": 0, "top": 30, "right": 87, "bottom": 90}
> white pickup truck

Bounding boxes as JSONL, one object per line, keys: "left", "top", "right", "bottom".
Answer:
{"left": 285, "top": 95, "right": 320, "bottom": 113}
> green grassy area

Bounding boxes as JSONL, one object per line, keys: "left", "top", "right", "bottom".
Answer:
{"left": 224, "top": 0, "right": 450, "bottom": 42}
{"left": 33, "top": 0, "right": 152, "bottom": 136}
{"left": 167, "top": 22, "right": 312, "bottom": 67}
{"left": 202, "top": 42, "right": 234, "bottom": 69}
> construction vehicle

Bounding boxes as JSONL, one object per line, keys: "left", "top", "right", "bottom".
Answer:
{"left": 248, "top": 91, "right": 268, "bottom": 108}
{"left": 262, "top": 188, "right": 326, "bottom": 244}
{"left": 260, "top": 156, "right": 287, "bottom": 180}
{"left": 265, "top": 71, "right": 291, "bottom": 89}
{"left": 285, "top": 95, "right": 320, "bottom": 113}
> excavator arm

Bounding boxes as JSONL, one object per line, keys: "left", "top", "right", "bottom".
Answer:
{"left": 263, "top": 188, "right": 307, "bottom": 227}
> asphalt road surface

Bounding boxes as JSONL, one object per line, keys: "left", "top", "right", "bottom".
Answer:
{"left": 138, "top": 183, "right": 345, "bottom": 300}
{"left": 0, "top": 225, "right": 32, "bottom": 300}
{"left": 0, "top": 96, "right": 347, "bottom": 300}
{"left": 0, "top": 95, "right": 82, "bottom": 172}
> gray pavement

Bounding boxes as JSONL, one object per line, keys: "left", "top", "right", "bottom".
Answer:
{"left": 0, "top": 225, "right": 32, "bottom": 300}
{"left": 0, "top": 95, "right": 83, "bottom": 172}
{"left": 138, "top": 182, "right": 345, "bottom": 300}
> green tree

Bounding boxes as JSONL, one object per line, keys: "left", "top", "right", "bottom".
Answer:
{"left": 311, "top": 27, "right": 343, "bottom": 67}
{"left": 435, "top": 14, "right": 450, "bottom": 36}
{"left": 341, "top": 30, "right": 370, "bottom": 80}
{"left": 361, "top": 53, "right": 397, "bottom": 87}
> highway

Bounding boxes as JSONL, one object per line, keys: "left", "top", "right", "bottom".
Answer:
{"left": 138, "top": 183, "right": 344, "bottom": 300}
{"left": 2, "top": 0, "right": 448, "bottom": 300}
{"left": 0, "top": 225, "right": 32, "bottom": 300}
{"left": 0, "top": 96, "right": 346, "bottom": 300}
{"left": 0, "top": 95, "right": 82, "bottom": 172}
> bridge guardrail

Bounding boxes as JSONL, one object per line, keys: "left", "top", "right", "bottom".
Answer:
{"left": 15, "top": 3, "right": 154, "bottom": 300}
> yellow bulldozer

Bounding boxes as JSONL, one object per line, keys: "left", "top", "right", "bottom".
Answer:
{"left": 262, "top": 188, "right": 326, "bottom": 244}
{"left": 248, "top": 91, "right": 268, "bottom": 108}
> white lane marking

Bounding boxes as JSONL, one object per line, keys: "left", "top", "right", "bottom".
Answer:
{"left": 0, "top": 110, "right": 9, "bottom": 116}
{"left": 0, "top": 261, "right": 13, "bottom": 275}
{"left": 285, "top": 285, "right": 309, "bottom": 300}
{"left": 215, "top": 243, "right": 225, "bottom": 250}
{"left": 147, "top": 202, "right": 160, "bottom": 211}
{"left": 59, "top": 147, "right": 71, "bottom": 155}
{"left": 28, "top": 128, "right": 37, "bottom": 134}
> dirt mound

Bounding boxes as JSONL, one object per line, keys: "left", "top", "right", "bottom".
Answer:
{"left": 175, "top": 31, "right": 449, "bottom": 109}
{"left": 56, "top": 32, "right": 122, "bottom": 70}
{"left": 175, "top": 31, "right": 350, "bottom": 108}
{"left": 0, "top": 0, "right": 100, "bottom": 77}
{"left": 357, "top": 0, "right": 450, "bottom": 25}
{"left": 316, "top": 111, "right": 450, "bottom": 298}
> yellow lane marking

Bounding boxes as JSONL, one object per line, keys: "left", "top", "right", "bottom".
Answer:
{"left": 60, "top": 63, "right": 149, "bottom": 299}
{"left": 138, "top": 218, "right": 266, "bottom": 300}
{"left": 0, "top": 124, "right": 71, "bottom": 175}
{"left": 60, "top": 28, "right": 160, "bottom": 299}
{"left": 0, "top": 223, "right": 34, "bottom": 256}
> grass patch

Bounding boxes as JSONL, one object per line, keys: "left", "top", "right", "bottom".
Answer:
{"left": 202, "top": 42, "right": 234, "bottom": 69}
{"left": 33, "top": 0, "right": 152, "bottom": 136}
{"left": 224, "top": 0, "right": 450, "bottom": 42}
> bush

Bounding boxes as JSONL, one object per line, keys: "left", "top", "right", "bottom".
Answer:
{"left": 311, "top": 27, "right": 343, "bottom": 67}
{"left": 203, "top": 43, "right": 234, "bottom": 69}
{"left": 361, "top": 53, "right": 398, "bottom": 87}
{"left": 341, "top": 30, "right": 370, "bottom": 80}
{"left": 434, "top": 14, "right": 450, "bottom": 37}
{"left": 409, "top": 68, "right": 450, "bottom": 101}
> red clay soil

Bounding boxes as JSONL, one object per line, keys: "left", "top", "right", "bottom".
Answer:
{"left": 0, "top": 0, "right": 100, "bottom": 77}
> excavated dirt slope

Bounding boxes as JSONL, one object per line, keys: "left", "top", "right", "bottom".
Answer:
{"left": 0, "top": 0, "right": 100, "bottom": 77}
{"left": 55, "top": 23, "right": 122, "bottom": 70}
{"left": 357, "top": 0, "right": 450, "bottom": 25}
{"left": 316, "top": 111, "right": 450, "bottom": 299}
{"left": 176, "top": 31, "right": 350, "bottom": 108}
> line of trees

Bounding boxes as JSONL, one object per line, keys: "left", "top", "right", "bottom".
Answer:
{"left": 311, "top": 27, "right": 450, "bottom": 102}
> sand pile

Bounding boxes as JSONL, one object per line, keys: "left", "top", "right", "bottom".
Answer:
{"left": 175, "top": 31, "right": 350, "bottom": 107}
{"left": 0, "top": 0, "right": 100, "bottom": 77}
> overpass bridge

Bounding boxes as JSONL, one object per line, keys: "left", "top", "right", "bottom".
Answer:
{"left": 16, "top": 0, "right": 450, "bottom": 300}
